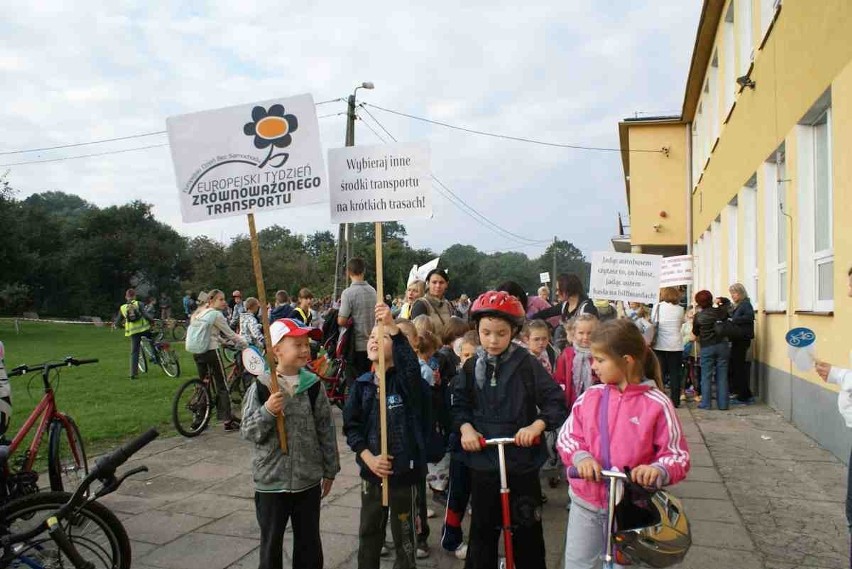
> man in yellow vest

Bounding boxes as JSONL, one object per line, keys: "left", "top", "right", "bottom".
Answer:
{"left": 115, "top": 288, "right": 154, "bottom": 380}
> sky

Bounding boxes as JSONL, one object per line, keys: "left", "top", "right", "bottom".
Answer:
{"left": 0, "top": 1, "right": 702, "bottom": 261}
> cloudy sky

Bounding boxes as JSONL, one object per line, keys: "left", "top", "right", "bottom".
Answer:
{"left": 0, "top": 1, "right": 702, "bottom": 260}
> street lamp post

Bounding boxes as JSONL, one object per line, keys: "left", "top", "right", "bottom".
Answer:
{"left": 332, "top": 82, "right": 374, "bottom": 301}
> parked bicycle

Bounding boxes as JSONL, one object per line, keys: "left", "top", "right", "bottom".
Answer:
{"left": 4, "top": 358, "right": 94, "bottom": 500}
{"left": 137, "top": 337, "right": 181, "bottom": 378}
{"left": 0, "top": 427, "right": 159, "bottom": 569}
{"left": 171, "top": 347, "right": 249, "bottom": 437}
{"left": 150, "top": 319, "right": 186, "bottom": 342}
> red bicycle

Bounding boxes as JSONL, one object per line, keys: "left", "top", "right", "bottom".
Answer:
{"left": 3, "top": 357, "right": 94, "bottom": 501}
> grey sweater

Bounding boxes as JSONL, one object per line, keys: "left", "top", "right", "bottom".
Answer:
{"left": 240, "top": 370, "right": 340, "bottom": 492}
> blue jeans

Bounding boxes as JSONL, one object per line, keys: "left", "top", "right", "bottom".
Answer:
{"left": 700, "top": 342, "right": 730, "bottom": 410}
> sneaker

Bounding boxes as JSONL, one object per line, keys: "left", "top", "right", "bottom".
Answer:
{"left": 223, "top": 420, "right": 240, "bottom": 432}
{"left": 129, "top": 376, "right": 138, "bottom": 381}
{"left": 731, "top": 397, "right": 755, "bottom": 406}
{"left": 454, "top": 543, "right": 468, "bottom": 560}
{"left": 685, "top": 388, "right": 695, "bottom": 397}
{"left": 380, "top": 545, "right": 390, "bottom": 557}
{"left": 427, "top": 508, "right": 436, "bottom": 519}
{"left": 416, "top": 544, "right": 430, "bottom": 559}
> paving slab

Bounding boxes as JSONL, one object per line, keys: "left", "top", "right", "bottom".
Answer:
{"left": 197, "top": 509, "right": 260, "bottom": 539}
{"left": 159, "top": 492, "right": 253, "bottom": 518}
{"left": 122, "top": 510, "right": 212, "bottom": 545}
{"left": 138, "top": 532, "right": 259, "bottom": 569}
{"left": 169, "top": 460, "right": 246, "bottom": 482}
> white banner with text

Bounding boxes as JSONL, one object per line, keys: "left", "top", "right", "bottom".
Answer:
{"left": 589, "top": 252, "right": 663, "bottom": 304}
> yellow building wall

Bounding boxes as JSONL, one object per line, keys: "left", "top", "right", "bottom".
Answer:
{"left": 691, "top": 0, "right": 852, "bottom": 396}
{"left": 627, "top": 123, "right": 688, "bottom": 247}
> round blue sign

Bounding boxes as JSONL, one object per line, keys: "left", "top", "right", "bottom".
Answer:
{"left": 785, "top": 327, "right": 816, "bottom": 348}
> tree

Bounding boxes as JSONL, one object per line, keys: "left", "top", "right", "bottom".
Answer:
{"left": 534, "top": 240, "right": 591, "bottom": 288}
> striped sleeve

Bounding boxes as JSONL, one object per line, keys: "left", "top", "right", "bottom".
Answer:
{"left": 556, "top": 389, "right": 593, "bottom": 469}
{"left": 645, "top": 389, "right": 691, "bottom": 485}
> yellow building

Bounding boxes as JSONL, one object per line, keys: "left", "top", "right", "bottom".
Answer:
{"left": 619, "top": 0, "right": 852, "bottom": 460}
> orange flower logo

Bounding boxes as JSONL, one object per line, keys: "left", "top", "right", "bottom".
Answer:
{"left": 243, "top": 104, "right": 299, "bottom": 168}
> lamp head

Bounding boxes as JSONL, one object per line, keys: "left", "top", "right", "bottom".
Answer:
{"left": 736, "top": 75, "right": 756, "bottom": 89}
{"left": 361, "top": 82, "right": 375, "bottom": 89}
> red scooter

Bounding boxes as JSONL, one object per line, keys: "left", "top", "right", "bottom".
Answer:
{"left": 478, "top": 436, "right": 540, "bottom": 569}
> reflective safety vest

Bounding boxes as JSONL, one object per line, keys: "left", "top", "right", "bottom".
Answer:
{"left": 121, "top": 300, "right": 151, "bottom": 337}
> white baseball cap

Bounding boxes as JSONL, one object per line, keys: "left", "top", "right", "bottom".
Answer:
{"left": 270, "top": 318, "right": 322, "bottom": 345}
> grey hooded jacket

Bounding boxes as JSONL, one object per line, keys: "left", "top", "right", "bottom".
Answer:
{"left": 240, "top": 370, "right": 340, "bottom": 492}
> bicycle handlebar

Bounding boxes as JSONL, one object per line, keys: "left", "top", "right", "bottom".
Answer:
{"left": 566, "top": 467, "right": 628, "bottom": 480}
{"left": 0, "top": 428, "right": 159, "bottom": 550}
{"left": 478, "top": 436, "right": 541, "bottom": 448}
{"left": 8, "top": 357, "right": 99, "bottom": 377}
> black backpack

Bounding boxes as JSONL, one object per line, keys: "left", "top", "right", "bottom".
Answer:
{"left": 125, "top": 301, "right": 142, "bottom": 323}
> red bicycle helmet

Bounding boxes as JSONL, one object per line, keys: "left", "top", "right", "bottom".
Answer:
{"left": 470, "top": 290, "right": 525, "bottom": 327}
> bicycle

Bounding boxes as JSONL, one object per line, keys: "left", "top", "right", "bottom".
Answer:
{"left": 137, "top": 337, "right": 181, "bottom": 378}
{"left": 150, "top": 319, "right": 186, "bottom": 342}
{"left": 171, "top": 348, "right": 250, "bottom": 437}
{"left": 4, "top": 358, "right": 95, "bottom": 499}
{"left": 0, "top": 427, "right": 159, "bottom": 569}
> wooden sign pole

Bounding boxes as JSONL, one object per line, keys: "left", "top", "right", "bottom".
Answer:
{"left": 374, "top": 222, "right": 389, "bottom": 506}
{"left": 247, "top": 213, "right": 288, "bottom": 453}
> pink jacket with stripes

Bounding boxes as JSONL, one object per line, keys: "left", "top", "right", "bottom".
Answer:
{"left": 556, "top": 382, "right": 690, "bottom": 511}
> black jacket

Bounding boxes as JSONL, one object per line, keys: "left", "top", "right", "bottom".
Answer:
{"left": 693, "top": 305, "right": 730, "bottom": 346}
{"left": 452, "top": 347, "right": 567, "bottom": 474}
{"left": 530, "top": 295, "right": 598, "bottom": 323}
{"left": 731, "top": 299, "right": 755, "bottom": 340}
{"left": 343, "top": 333, "right": 427, "bottom": 486}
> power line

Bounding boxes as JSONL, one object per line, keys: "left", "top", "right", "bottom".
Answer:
{"left": 0, "top": 143, "right": 170, "bottom": 167}
{"left": 0, "top": 131, "right": 167, "bottom": 156}
{"left": 0, "top": 98, "right": 345, "bottom": 157}
{"left": 363, "top": 102, "right": 665, "bottom": 154}
{"left": 356, "top": 110, "right": 549, "bottom": 247}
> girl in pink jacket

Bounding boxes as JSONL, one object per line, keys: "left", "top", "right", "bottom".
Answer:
{"left": 557, "top": 319, "right": 690, "bottom": 569}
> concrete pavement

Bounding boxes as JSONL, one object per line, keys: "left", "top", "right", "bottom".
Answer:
{"left": 102, "top": 402, "right": 849, "bottom": 569}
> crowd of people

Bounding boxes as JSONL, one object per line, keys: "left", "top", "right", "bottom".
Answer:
{"left": 111, "top": 261, "right": 790, "bottom": 569}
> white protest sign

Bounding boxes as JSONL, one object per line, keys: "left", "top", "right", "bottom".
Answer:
{"left": 539, "top": 272, "right": 550, "bottom": 284}
{"left": 328, "top": 142, "right": 431, "bottom": 223}
{"left": 167, "top": 94, "right": 327, "bottom": 223}
{"left": 659, "top": 255, "right": 693, "bottom": 287}
{"left": 589, "top": 252, "right": 662, "bottom": 304}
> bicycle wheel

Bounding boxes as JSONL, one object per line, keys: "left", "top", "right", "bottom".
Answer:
{"left": 47, "top": 415, "right": 88, "bottom": 494}
{"left": 137, "top": 343, "right": 148, "bottom": 374}
{"left": 171, "top": 322, "right": 186, "bottom": 341}
{"left": 172, "top": 379, "right": 212, "bottom": 437}
{"left": 221, "top": 347, "right": 237, "bottom": 364}
{"left": 158, "top": 347, "right": 181, "bottom": 378}
{"left": 0, "top": 491, "right": 131, "bottom": 569}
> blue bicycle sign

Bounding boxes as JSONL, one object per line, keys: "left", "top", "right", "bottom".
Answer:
{"left": 785, "top": 327, "right": 816, "bottom": 348}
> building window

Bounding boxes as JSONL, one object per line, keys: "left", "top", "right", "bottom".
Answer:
{"left": 727, "top": 199, "right": 738, "bottom": 285}
{"left": 737, "top": 0, "right": 754, "bottom": 74}
{"left": 709, "top": 52, "right": 720, "bottom": 143}
{"left": 796, "top": 91, "right": 833, "bottom": 311}
{"left": 724, "top": 3, "right": 736, "bottom": 114}
{"left": 712, "top": 218, "right": 722, "bottom": 296}
{"left": 764, "top": 145, "right": 787, "bottom": 310}
{"left": 740, "top": 176, "right": 758, "bottom": 309}
{"left": 760, "top": 0, "right": 780, "bottom": 44}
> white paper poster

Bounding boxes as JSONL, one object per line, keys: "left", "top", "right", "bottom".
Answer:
{"left": 539, "top": 272, "right": 551, "bottom": 284}
{"left": 589, "top": 252, "right": 663, "bottom": 304}
{"left": 167, "top": 93, "right": 327, "bottom": 223}
{"left": 328, "top": 142, "right": 432, "bottom": 223}
{"left": 659, "top": 255, "right": 693, "bottom": 287}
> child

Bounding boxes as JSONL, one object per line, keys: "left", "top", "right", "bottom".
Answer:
{"left": 557, "top": 319, "right": 690, "bottom": 569}
{"left": 553, "top": 314, "right": 600, "bottom": 411}
{"left": 527, "top": 319, "right": 555, "bottom": 375}
{"left": 412, "top": 314, "right": 436, "bottom": 337}
{"left": 441, "top": 330, "right": 479, "bottom": 560}
{"left": 681, "top": 308, "right": 699, "bottom": 400}
{"left": 344, "top": 304, "right": 428, "bottom": 569}
{"left": 240, "top": 318, "right": 340, "bottom": 569}
{"left": 452, "top": 291, "right": 567, "bottom": 569}
{"left": 292, "top": 288, "right": 314, "bottom": 326}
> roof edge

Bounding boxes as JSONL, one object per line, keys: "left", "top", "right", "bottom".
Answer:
{"left": 681, "top": 0, "right": 725, "bottom": 123}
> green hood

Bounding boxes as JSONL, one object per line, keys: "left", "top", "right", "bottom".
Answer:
{"left": 294, "top": 368, "right": 320, "bottom": 395}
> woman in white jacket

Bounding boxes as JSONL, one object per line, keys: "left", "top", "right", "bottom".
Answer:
{"left": 652, "top": 287, "right": 686, "bottom": 407}
{"left": 815, "top": 266, "right": 852, "bottom": 534}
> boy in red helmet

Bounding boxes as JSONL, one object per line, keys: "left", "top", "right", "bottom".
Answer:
{"left": 451, "top": 291, "right": 567, "bottom": 569}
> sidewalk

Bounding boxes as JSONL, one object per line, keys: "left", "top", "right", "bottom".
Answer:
{"left": 107, "top": 403, "right": 848, "bottom": 569}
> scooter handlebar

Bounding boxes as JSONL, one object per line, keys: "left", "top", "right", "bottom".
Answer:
{"left": 478, "top": 436, "right": 541, "bottom": 449}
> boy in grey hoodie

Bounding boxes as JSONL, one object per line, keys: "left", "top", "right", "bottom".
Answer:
{"left": 241, "top": 318, "right": 340, "bottom": 569}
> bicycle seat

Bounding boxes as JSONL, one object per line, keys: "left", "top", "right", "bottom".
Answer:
{"left": 0, "top": 446, "right": 8, "bottom": 469}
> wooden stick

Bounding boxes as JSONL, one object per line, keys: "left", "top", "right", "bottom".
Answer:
{"left": 247, "top": 213, "right": 288, "bottom": 453}
{"left": 375, "top": 222, "right": 389, "bottom": 506}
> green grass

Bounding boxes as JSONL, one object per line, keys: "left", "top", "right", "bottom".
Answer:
{"left": 1, "top": 320, "right": 189, "bottom": 458}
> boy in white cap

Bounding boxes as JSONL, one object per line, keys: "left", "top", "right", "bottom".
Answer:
{"left": 241, "top": 318, "right": 340, "bottom": 569}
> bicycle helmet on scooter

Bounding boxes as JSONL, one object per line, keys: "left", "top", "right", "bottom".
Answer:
{"left": 469, "top": 290, "right": 526, "bottom": 329}
{"left": 612, "top": 474, "right": 692, "bottom": 567}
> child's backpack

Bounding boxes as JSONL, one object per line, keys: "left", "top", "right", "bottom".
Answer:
{"left": 185, "top": 309, "right": 218, "bottom": 354}
{"left": 124, "top": 301, "right": 142, "bottom": 323}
